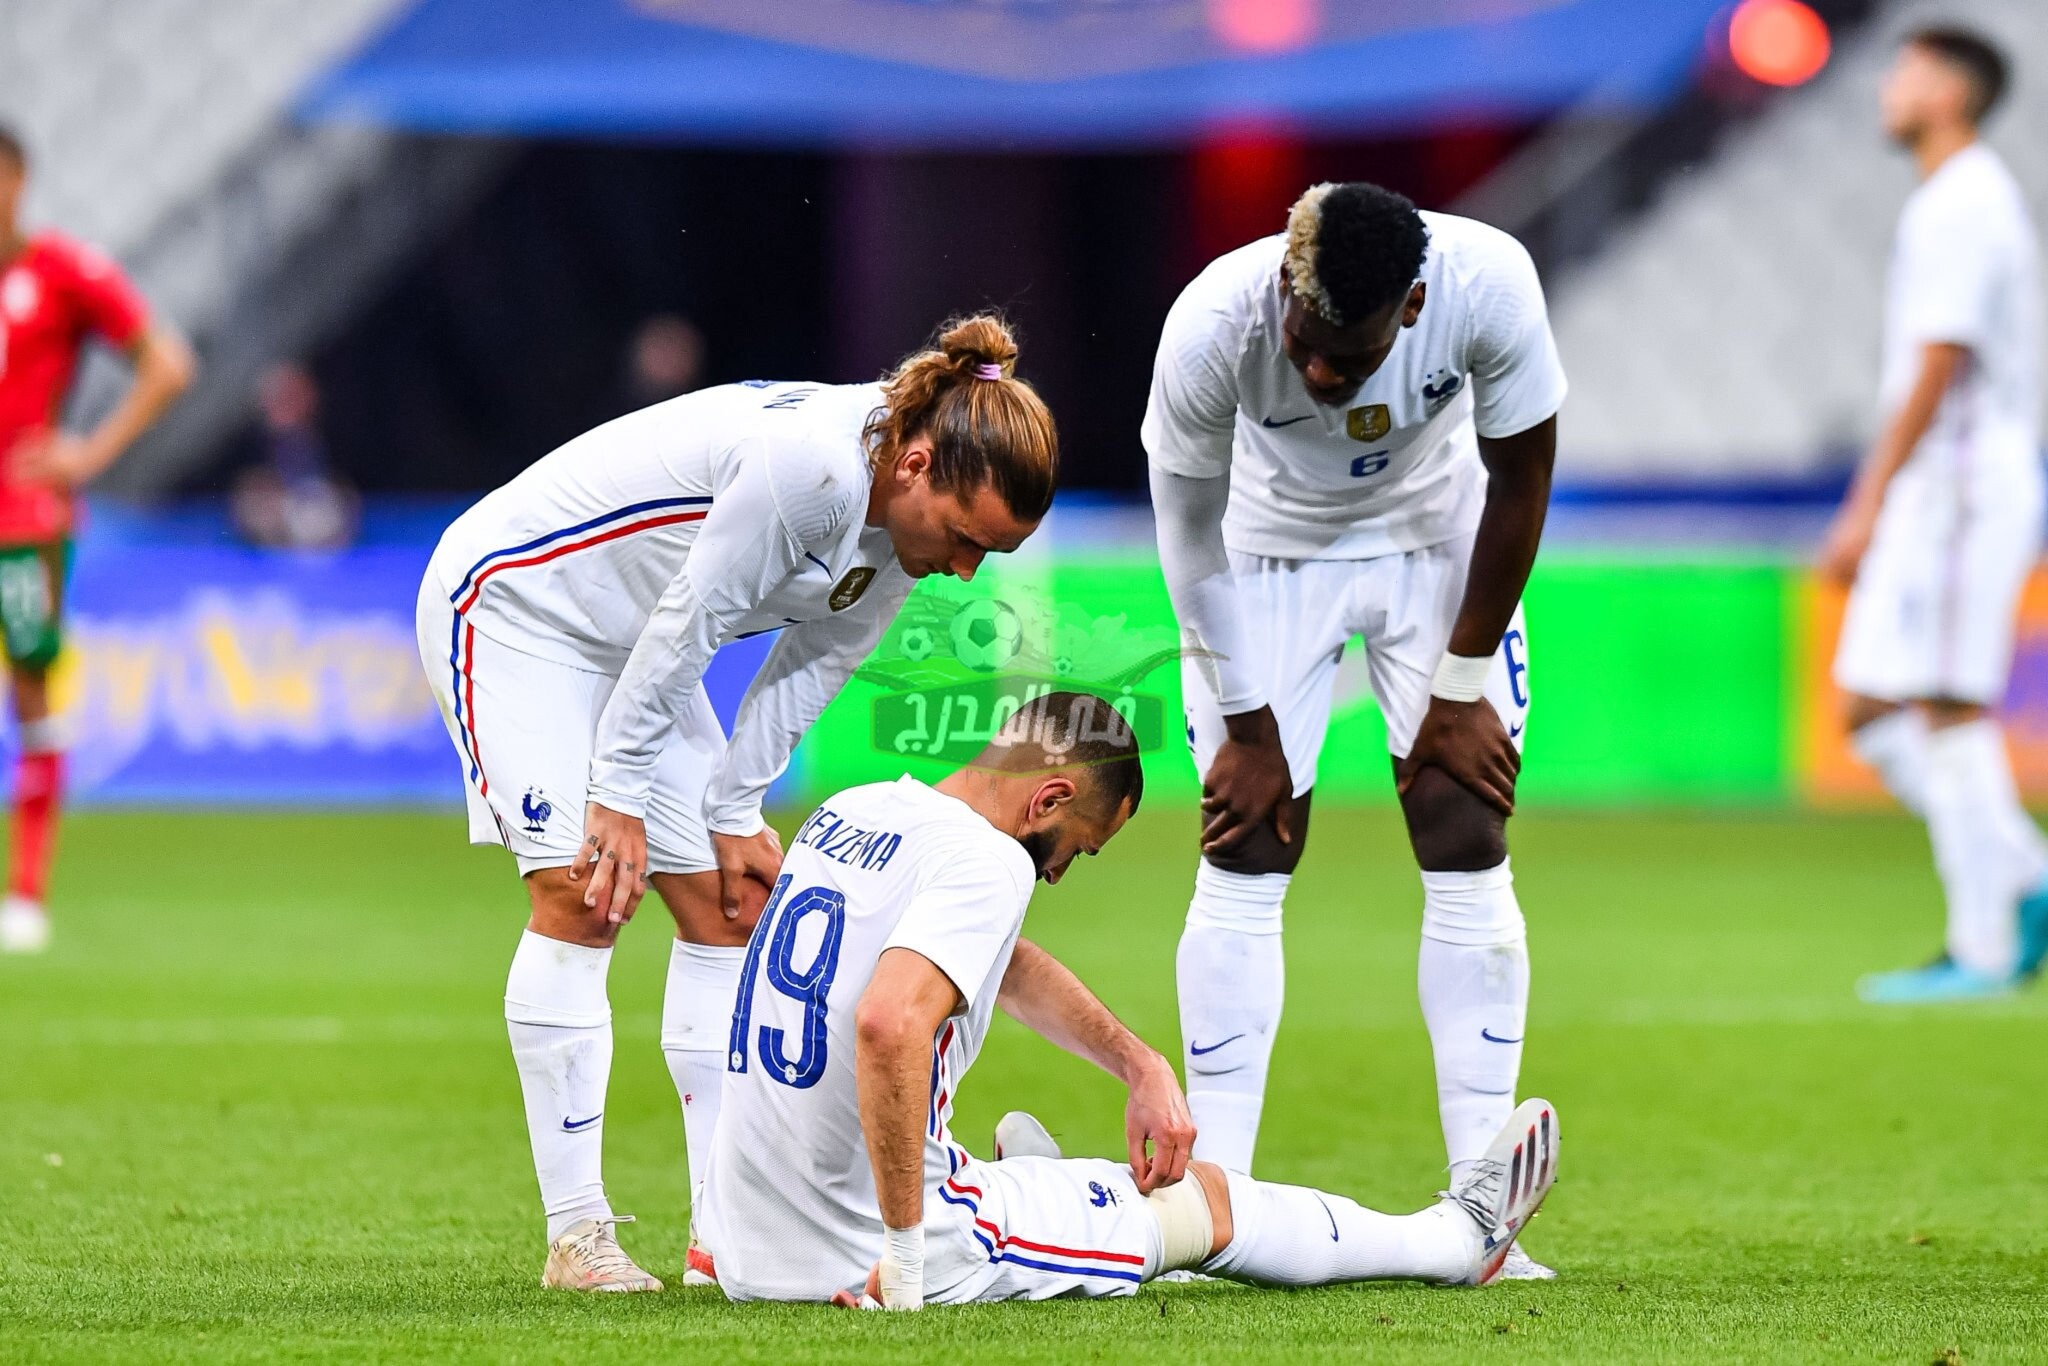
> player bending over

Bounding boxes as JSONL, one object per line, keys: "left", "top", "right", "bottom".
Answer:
{"left": 1145, "top": 183, "right": 1564, "bottom": 1274}
{"left": 696, "top": 691, "right": 1559, "bottom": 1307}
{"left": 416, "top": 315, "right": 1055, "bottom": 1290}
{"left": 1818, "top": 28, "right": 2048, "bottom": 1003}
{"left": 0, "top": 125, "right": 194, "bottom": 954}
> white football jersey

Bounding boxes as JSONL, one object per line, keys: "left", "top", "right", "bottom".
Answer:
{"left": 696, "top": 776, "right": 1036, "bottom": 1302}
{"left": 1882, "top": 143, "right": 2043, "bottom": 497}
{"left": 1142, "top": 212, "right": 1567, "bottom": 560}
{"left": 423, "top": 381, "right": 915, "bottom": 829}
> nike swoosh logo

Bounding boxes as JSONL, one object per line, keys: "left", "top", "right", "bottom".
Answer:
{"left": 1261, "top": 415, "right": 1313, "bottom": 428}
{"left": 562, "top": 1113, "right": 603, "bottom": 1132}
{"left": 1313, "top": 1193, "right": 1340, "bottom": 1241}
{"left": 1188, "top": 1033, "right": 1245, "bottom": 1057}
{"left": 1480, "top": 1030, "right": 1522, "bottom": 1045}
{"left": 1508, "top": 722, "right": 1525, "bottom": 738}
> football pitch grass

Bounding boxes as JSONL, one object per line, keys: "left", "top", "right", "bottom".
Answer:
{"left": 3, "top": 806, "right": 2045, "bottom": 1363}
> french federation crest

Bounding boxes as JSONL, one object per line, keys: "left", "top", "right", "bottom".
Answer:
{"left": 1346, "top": 404, "right": 1391, "bottom": 443}
{"left": 520, "top": 788, "right": 553, "bottom": 834}
{"left": 829, "top": 566, "right": 875, "bottom": 612}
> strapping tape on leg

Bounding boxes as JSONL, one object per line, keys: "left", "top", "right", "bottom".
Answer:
{"left": 1146, "top": 1177, "right": 1216, "bottom": 1273}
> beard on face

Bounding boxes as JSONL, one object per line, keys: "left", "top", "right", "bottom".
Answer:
{"left": 1019, "top": 827, "right": 1057, "bottom": 880}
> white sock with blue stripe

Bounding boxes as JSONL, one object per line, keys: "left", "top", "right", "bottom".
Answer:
{"left": 1204, "top": 1168, "right": 1477, "bottom": 1285}
{"left": 506, "top": 929, "right": 615, "bottom": 1243}
{"left": 1418, "top": 861, "right": 1528, "bottom": 1180}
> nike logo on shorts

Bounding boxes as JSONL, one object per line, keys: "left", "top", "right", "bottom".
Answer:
{"left": 1188, "top": 1033, "right": 1245, "bottom": 1056}
{"left": 1480, "top": 1029, "right": 1522, "bottom": 1045}
{"left": 1261, "top": 414, "right": 1313, "bottom": 428}
{"left": 562, "top": 1113, "right": 603, "bottom": 1132}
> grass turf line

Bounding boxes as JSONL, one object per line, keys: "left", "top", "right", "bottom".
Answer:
{"left": 2, "top": 806, "right": 2045, "bottom": 1363}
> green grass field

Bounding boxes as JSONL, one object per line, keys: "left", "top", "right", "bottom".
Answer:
{"left": 3, "top": 805, "right": 2045, "bottom": 1363}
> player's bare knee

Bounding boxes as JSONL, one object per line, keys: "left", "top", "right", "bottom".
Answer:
{"left": 1843, "top": 693, "right": 1900, "bottom": 734}
{"left": 1202, "top": 792, "right": 1313, "bottom": 876}
{"left": 522, "top": 867, "right": 622, "bottom": 948}
{"left": 1921, "top": 697, "right": 1985, "bottom": 731}
{"left": 652, "top": 870, "right": 759, "bottom": 947}
{"left": 1399, "top": 767, "right": 1507, "bottom": 872}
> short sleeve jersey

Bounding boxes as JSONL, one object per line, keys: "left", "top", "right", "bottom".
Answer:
{"left": 1882, "top": 143, "right": 2042, "bottom": 479}
{"left": 0, "top": 233, "right": 150, "bottom": 544}
{"left": 1142, "top": 211, "right": 1566, "bottom": 560}
{"left": 696, "top": 776, "right": 1036, "bottom": 1302}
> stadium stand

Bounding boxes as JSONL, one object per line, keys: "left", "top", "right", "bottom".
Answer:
{"left": 0, "top": 0, "right": 506, "bottom": 494}
{"left": 1544, "top": 0, "right": 2048, "bottom": 482}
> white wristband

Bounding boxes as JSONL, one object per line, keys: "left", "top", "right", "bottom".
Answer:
{"left": 879, "top": 1224, "right": 925, "bottom": 1310}
{"left": 1429, "top": 652, "right": 1492, "bottom": 703}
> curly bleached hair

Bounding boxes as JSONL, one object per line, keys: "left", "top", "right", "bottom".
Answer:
{"left": 1282, "top": 181, "right": 1431, "bottom": 327}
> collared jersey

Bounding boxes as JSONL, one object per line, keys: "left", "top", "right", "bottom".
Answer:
{"left": 1142, "top": 212, "right": 1567, "bottom": 560}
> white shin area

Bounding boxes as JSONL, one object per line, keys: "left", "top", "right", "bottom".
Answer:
{"left": 1177, "top": 863, "right": 1289, "bottom": 1172}
{"left": 660, "top": 937, "right": 747, "bottom": 1215}
{"left": 1418, "top": 860, "right": 1529, "bottom": 1176}
{"left": 504, "top": 929, "right": 616, "bottom": 1242}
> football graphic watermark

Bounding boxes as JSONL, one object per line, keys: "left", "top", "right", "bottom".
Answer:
{"left": 855, "top": 587, "right": 1205, "bottom": 768}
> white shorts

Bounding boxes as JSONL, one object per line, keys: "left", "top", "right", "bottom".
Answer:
{"left": 1835, "top": 471, "right": 2045, "bottom": 706}
{"left": 414, "top": 577, "right": 719, "bottom": 876}
{"left": 924, "top": 1157, "right": 1160, "bottom": 1304}
{"left": 1184, "top": 536, "right": 1530, "bottom": 797}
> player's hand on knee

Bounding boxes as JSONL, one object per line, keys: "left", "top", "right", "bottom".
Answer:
{"left": 1200, "top": 707, "right": 1295, "bottom": 856}
{"left": 1398, "top": 697, "right": 1520, "bottom": 816}
{"left": 712, "top": 827, "right": 784, "bottom": 922}
{"left": 573, "top": 802, "right": 649, "bottom": 926}
{"left": 1124, "top": 1048, "right": 1196, "bottom": 1194}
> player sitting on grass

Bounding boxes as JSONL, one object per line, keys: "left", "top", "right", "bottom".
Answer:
{"left": 695, "top": 691, "right": 1559, "bottom": 1307}
{"left": 416, "top": 315, "right": 1054, "bottom": 1291}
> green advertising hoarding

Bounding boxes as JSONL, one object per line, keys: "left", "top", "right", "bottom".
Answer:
{"left": 792, "top": 551, "right": 1795, "bottom": 807}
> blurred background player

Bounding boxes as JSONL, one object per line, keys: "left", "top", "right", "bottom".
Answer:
{"left": 1819, "top": 27, "right": 2048, "bottom": 1004}
{"left": 0, "top": 124, "right": 193, "bottom": 954}
{"left": 1146, "top": 181, "right": 1563, "bottom": 1276}
{"left": 417, "top": 315, "right": 1054, "bottom": 1291}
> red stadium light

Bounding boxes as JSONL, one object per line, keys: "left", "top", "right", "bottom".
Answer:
{"left": 1728, "top": 0, "right": 1831, "bottom": 87}
{"left": 1209, "top": 0, "right": 1318, "bottom": 54}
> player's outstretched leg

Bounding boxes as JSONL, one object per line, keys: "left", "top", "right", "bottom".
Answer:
{"left": 1185, "top": 1097, "right": 1560, "bottom": 1289}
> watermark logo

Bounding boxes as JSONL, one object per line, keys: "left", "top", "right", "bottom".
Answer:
{"left": 856, "top": 587, "right": 1203, "bottom": 766}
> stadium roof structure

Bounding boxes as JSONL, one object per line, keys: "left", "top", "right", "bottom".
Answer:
{"left": 301, "top": 0, "right": 1735, "bottom": 146}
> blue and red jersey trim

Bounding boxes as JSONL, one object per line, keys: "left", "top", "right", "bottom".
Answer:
{"left": 444, "top": 496, "right": 713, "bottom": 795}
{"left": 935, "top": 1175, "right": 1146, "bottom": 1284}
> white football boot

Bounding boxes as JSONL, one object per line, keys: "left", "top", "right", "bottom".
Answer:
{"left": 1496, "top": 1244, "right": 1558, "bottom": 1280}
{"left": 1441, "top": 1097, "right": 1560, "bottom": 1286}
{"left": 541, "top": 1215, "right": 664, "bottom": 1292}
{"left": 0, "top": 895, "right": 49, "bottom": 954}
{"left": 993, "top": 1111, "right": 1062, "bottom": 1160}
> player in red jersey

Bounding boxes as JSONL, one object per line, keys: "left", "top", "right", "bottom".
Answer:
{"left": 0, "top": 126, "right": 193, "bottom": 952}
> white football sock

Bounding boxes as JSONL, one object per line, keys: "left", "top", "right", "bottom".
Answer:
{"left": 1924, "top": 720, "right": 2038, "bottom": 975}
{"left": 1177, "top": 864, "right": 1288, "bottom": 1172}
{"left": 1203, "top": 1167, "right": 1477, "bottom": 1285}
{"left": 1418, "top": 861, "right": 1528, "bottom": 1177}
{"left": 505, "top": 929, "right": 615, "bottom": 1242}
{"left": 660, "top": 937, "right": 746, "bottom": 1219}
{"left": 1850, "top": 708, "right": 1929, "bottom": 817}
